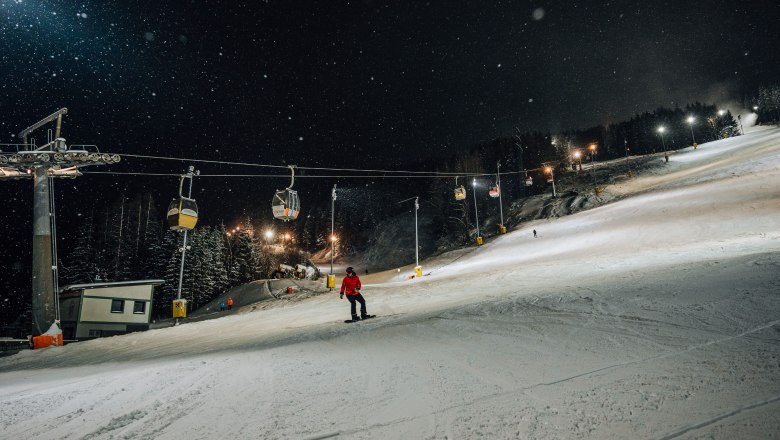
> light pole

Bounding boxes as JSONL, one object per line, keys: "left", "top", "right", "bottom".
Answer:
{"left": 623, "top": 138, "right": 632, "bottom": 177}
{"left": 513, "top": 129, "right": 526, "bottom": 197}
{"left": 414, "top": 197, "right": 420, "bottom": 276}
{"left": 657, "top": 126, "right": 668, "bottom": 162}
{"left": 496, "top": 161, "right": 506, "bottom": 234}
{"left": 686, "top": 116, "right": 697, "bottom": 148}
{"left": 398, "top": 196, "right": 423, "bottom": 276}
{"left": 544, "top": 166, "right": 556, "bottom": 197}
{"left": 225, "top": 230, "right": 235, "bottom": 272}
{"left": 573, "top": 150, "right": 582, "bottom": 172}
{"left": 327, "top": 184, "right": 337, "bottom": 289}
{"left": 472, "top": 179, "right": 483, "bottom": 245}
{"left": 588, "top": 143, "right": 599, "bottom": 194}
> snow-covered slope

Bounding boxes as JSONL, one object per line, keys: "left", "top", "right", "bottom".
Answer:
{"left": 1, "top": 129, "right": 779, "bottom": 439}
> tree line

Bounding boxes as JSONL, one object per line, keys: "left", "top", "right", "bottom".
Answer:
{"left": 60, "top": 195, "right": 277, "bottom": 318}
{"left": 58, "top": 101, "right": 743, "bottom": 318}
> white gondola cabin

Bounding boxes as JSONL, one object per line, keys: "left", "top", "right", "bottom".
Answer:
{"left": 272, "top": 189, "right": 300, "bottom": 221}
{"left": 488, "top": 184, "right": 500, "bottom": 198}
{"left": 167, "top": 197, "right": 198, "bottom": 231}
{"left": 454, "top": 185, "right": 466, "bottom": 200}
{"left": 524, "top": 176, "right": 533, "bottom": 187}
{"left": 272, "top": 165, "right": 300, "bottom": 221}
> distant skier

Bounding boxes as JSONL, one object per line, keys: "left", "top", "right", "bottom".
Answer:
{"left": 227, "top": 297, "right": 233, "bottom": 310}
{"left": 219, "top": 302, "right": 226, "bottom": 312}
{"left": 533, "top": 229, "right": 537, "bottom": 238}
{"left": 340, "top": 266, "right": 373, "bottom": 322}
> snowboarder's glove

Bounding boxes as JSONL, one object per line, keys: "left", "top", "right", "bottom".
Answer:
{"left": 340, "top": 293, "right": 344, "bottom": 299}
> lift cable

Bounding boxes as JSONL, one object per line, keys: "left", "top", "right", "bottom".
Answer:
{"left": 117, "top": 153, "right": 541, "bottom": 176}
{"left": 82, "top": 169, "right": 544, "bottom": 178}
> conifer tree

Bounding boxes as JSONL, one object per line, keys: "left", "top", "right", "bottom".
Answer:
{"left": 61, "top": 209, "right": 99, "bottom": 284}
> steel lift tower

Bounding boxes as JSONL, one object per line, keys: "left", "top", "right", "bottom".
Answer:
{"left": 0, "top": 109, "right": 120, "bottom": 336}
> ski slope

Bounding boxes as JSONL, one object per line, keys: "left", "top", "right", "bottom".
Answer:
{"left": 1, "top": 128, "right": 779, "bottom": 439}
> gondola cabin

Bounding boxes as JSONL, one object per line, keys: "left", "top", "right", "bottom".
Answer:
{"left": 272, "top": 189, "right": 300, "bottom": 221}
{"left": 525, "top": 177, "right": 534, "bottom": 187}
{"left": 454, "top": 185, "right": 466, "bottom": 200}
{"left": 167, "top": 197, "right": 198, "bottom": 231}
{"left": 488, "top": 184, "right": 500, "bottom": 198}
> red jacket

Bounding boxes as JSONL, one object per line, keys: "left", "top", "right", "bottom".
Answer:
{"left": 340, "top": 274, "right": 362, "bottom": 296}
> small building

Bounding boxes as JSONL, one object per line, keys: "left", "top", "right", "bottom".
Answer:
{"left": 59, "top": 280, "right": 165, "bottom": 340}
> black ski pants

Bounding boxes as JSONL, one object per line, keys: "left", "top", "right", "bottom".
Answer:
{"left": 347, "top": 293, "right": 367, "bottom": 317}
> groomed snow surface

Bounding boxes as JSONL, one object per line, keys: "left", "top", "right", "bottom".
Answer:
{"left": 2, "top": 128, "right": 780, "bottom": 440}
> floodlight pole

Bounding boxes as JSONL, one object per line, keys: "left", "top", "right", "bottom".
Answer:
{"left": 330, "top": 184, "right": 336, "bottom": 275}
{"left": 397, "top": 196, "right": 422, "bottom": 273}
{"left": 176, "top": 166, "right": 196, "bottom": 309}
{"left": 625, "top": 138, "right": 632, "bottom": 176}
{"left": 496, "top": 161, "right": 504, "bottom": 228}
{"left": 550, "top": 168, "right": 557, "bottom": 197}
{"left": 414, "top": 196, "right": 419, "bottom": 267}
{"left": 513, "top": 128, "right": 525, "bottom": 197}
{"left": 658, "top": 127, "right": 668, "bottom": 162}
{"left": 472, "top": 179, "right": 480, "bottom": 239}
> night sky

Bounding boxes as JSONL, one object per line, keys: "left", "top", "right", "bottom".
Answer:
{"left": 2, "top": 0, "right": 778, "bottom": 165}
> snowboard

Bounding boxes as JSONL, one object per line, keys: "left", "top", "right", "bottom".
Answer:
{"left": 344, "top": 315, "right": 376, "bottom": 323}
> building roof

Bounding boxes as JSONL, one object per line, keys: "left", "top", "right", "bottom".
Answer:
{"left": 60, "top": 279, "right": 165, "bottom": 293}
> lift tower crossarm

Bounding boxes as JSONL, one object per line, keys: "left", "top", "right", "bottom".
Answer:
{"left": 18, "top": 108, "right": 68, "bottom": 147}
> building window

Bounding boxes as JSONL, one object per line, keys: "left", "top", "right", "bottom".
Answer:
{"left": 88, "top": 329, "right": 102, "bottom": 337}
{"left": 133, "top": 301, "right": 146, "bottom": 314}
{"left": 111, "top": 299, "right": 124, "bottom": 313}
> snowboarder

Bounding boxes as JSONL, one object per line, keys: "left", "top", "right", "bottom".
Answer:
{"left": 340, "top": 266, "right": 373, "bottom": 322}
{"left": 227, "top": 297, "right": 233, "bottom": 310}
{"left": 533, "top": 229, "right": 537, "bottom": 238}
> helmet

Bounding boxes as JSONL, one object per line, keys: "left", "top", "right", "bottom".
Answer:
{"left": 346, "top": 266, "right": 354, "bottom": 274}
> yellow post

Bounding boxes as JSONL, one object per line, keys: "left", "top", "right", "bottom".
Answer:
{"left": 595, "top": 187, "right": 601, "bottom": 196}
{"left": 327, "top": 274, "right": 336, "bottom": 288}
{"left": 172, "top": 299, "right": 188, "bottom": 318}
{"left": 499, "top": 225, "right": 507, "bottom": 234}
{"left": 476, "top": 236, "right": 484, "bottom": 246}
{"left": 693, "top": 143, "right": 698, "bottom": 149}
{"left": 414, "top": 266, "right": 423, "bottom": 278}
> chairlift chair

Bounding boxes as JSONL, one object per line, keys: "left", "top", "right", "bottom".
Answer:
{"left": 488, "top": 184, "right": 500, "bottom": 198}
{"left": 272, "top": 165, "right": 300, "bottom": 221}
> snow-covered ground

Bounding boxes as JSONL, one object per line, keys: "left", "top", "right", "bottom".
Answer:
{"left": 1, "top": 128, "right": 779, "bottom": 439}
